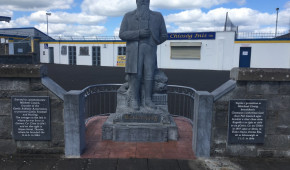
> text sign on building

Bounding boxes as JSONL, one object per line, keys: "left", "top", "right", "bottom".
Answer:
{"left": 228, "top": 99, "right": 267, "bottom": 144}
{"left": 168, "top": 32, "right": 216, "bottom": 40}
{"left": 12, "top": 96, "right": 51, "bottom": 141}
{"left": 117, "top": 55, "right": 126, "bottom": 67}
{"left": 44, "top": 43, "right": 48, "bottom": 49}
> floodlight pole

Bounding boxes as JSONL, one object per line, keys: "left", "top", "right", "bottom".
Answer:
{"left": 46, "top": 12, "right": 51, "bottom": 36}
{"left": 224, "top": 12, "right": 228, "bottom": 31}
{"left": 275, "top": 8, "right": 279, "bottom": 37}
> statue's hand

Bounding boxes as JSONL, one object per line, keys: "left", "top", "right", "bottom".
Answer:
{"left": 139, "top": 29, "right": 151, "bottom": 38}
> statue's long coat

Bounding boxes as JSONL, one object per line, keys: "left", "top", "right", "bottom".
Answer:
{"left": 119, "top": 9, "right": 167, "bottom": 73}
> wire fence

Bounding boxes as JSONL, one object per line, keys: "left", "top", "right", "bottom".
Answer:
{"left": 50, "top": 32, "right": 289, "bottom": 41}
{"left": 236, "top": 32, "right": 288, "bottom": 39}
{"left": 51, "top": 35, "right": 121, "bottom": 41}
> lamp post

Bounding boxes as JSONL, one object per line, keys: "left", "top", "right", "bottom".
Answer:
{"left": 275, "top": 8, "right": 279, "bottom": 37}
{"left": 46, "top": 12, "right": 51, "bottom": 35}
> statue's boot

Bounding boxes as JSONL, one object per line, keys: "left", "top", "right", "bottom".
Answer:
{"left": 144, "top": 80, "right": 157, "bottom": 109}
{"left": 130, "top": 76, "right": 140, "bottom": 111}
{"left": 131, "top": 99, "right": 139, "bottom": 111}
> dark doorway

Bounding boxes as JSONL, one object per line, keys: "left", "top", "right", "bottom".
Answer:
{"left": 49, "top": 47, "right": 54, "bottom": 64}
{"left": 92, "top": 46, "right": 101, "bottom": 66}
{"left": 239, "top": 47, "right": 251, "bottom": 67}
{"left": 68, "top": 46, "right": 76, "bottom": 65}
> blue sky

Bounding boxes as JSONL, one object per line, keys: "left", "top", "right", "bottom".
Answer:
{"left": 0, "top": 0, "right": 289, "bottom": 37}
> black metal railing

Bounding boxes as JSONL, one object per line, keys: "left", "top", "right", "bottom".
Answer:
{"left": 167, "top": 85, "right": 196, "bottom": 120}
{"left": 82, "top": 84, "right": 121, "bottom": 118}
{"left": 82, "top": 84, "right": 196, "bottom": 121}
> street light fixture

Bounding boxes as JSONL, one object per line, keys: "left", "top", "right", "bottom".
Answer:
{"left": 46, "top": 12, "right": 51, "bottom": 35}
{"left": 275, "top": 8, "right": 279, "bottom": 37}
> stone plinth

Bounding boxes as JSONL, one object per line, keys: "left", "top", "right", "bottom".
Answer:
{"left": 230, "top": 67, "right": 290, "bottom": 81}
{"left": 0, "top": 64, "right": 47, "bottom": 78}
{"left": 102, "top": 112, "right": 178, "bottom": 142}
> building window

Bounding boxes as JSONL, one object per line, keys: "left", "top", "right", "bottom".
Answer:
{"left": 0, "top": 38, "right": 9, "bottom": 55}
{"left": 170, "top": 42, "right": 201, "bottom": 59}
{"left": 92, "top": 46, "right": 101, "bottom": 66}
{"left": 79, "top": 46, "right": 89, "bottom": 56}
{"left": 118, "top": 46, "right": 126, "bottom": 55}
{"left": 61, "top": 46, "right": 67, "bottom": 55}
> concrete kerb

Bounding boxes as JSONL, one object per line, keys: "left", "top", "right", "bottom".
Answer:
{"left": 64, "top": 90, "right": 86, "bottom": 157}
{"left": 211, "top": 80, "right": 236, "bottom": 101}
{"left": 42, "top": 76, "right": 67, "bottom": 100}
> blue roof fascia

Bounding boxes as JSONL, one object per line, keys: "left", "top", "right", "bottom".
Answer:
{"left": 0, "top": 33, "right": 41, "bottom": 39}
{"left": 0, "top": 27, "right": 54, "bottom": 40}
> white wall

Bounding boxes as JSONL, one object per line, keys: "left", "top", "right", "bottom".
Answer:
{"left": 158, "top": 32, "right": 236, "bottom": 70}
{"left": 39, "top": 32, "right": 290, "bottom": 70}
{"left": 40, "top": 43, "right": 50, "bottom": 63}
{"left": 40, "top": 42, "right": 126, "bottom": 66}
{"left": 234, "top": 42, "right": 290, "bottom": 68}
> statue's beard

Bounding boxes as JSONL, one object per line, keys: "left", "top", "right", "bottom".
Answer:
{"left": 137, "top": 4, "right": 150, "bottom": 20}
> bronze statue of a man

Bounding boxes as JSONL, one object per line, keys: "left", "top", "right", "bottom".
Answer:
{"left": 119, "top": 0, "right": 167, "bottom": 111}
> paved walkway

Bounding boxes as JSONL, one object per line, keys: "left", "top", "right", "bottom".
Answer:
{"left": 0, "top": 157, "right": 208, "bottom": 170}
{"left": 2, "top": 155, "right": 290, "bottom": 170}
{"left": 82, "top": 116, "right": 195, "bottom": 160}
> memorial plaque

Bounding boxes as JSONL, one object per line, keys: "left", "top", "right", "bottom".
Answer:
{"left": 122, "top": 113, "right": 161, "bottom": 123}
{"left": 228, "top": 99, "right": 266, "bottom": 144}
{"left": 12, "top": 96, "right": 50, "bottom": 140}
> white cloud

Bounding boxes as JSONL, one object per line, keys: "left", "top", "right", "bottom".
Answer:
{"left": 252, "top": 26, "right": 288, "bottom": 33}
{"left": 285, "top": 1, "right": 290, "bottom": 9}
{"left": 35, "top": 23, "right": 106, "bottom": 36}
{"left": 234, "top": 0, "right": 246, "bottom": 6}
{"left": 165, "top": 7, "right": 290, "bottom": 33}
{"left": 82, "top": 0, "right": 245, "bottom": 17}
{"left": 14, "top": 17, "right": 30, "bottom": 26}
{"left": 0, "top": 16, "right": 30, "bottom": 28}
{"left": 279, "top": 9, "right": 290, "bottom": 25}
{"left": 82, "top": 0, "right": 135, "bottom": 17}
{"left": 151, "top": 0, "right": 245, "bottom": 9}
{"left": 0, "top": 22, "right": 13, "bottom": 29}
{"left": 29, "top": 11, "right": 107, "bottom": 25}
{"left": 0, "top": 0, "right": 73, "bottom": 11}
{"left": 114, "top": 27, "right": 120, "bottom": 36}
{"left": 0, "top": 9, "right": 13, "bottom": 17}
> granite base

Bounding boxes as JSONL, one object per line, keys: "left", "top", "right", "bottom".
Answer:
{"left": 102, "top": 113, "right": 178, "bottom": 142}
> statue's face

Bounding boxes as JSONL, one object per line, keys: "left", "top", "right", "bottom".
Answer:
{"left": 136, "top": 0, "right": 150, "bottom": 6}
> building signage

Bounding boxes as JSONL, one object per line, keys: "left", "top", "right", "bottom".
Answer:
{"left": 228, "top": 99, "right": 267, "bottom": 144}
{"left": 168, "top": 32, "right": 216, "bottom": 40}
{"left": 117, "top": 55, "right": 126, "bottom": 67}
{"left": 44, "top": 43, "right": 48, "bottom": 49}
{"left": 12, "top": 96, "right": 51, "bottom": 141}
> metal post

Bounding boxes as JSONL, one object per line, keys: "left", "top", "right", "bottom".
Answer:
{"left": 46, "top": 12, "right": 51, "bottom": 36}
{"left": 275, "top": 8, "right": 279, "bottom": 37}
{"left": 224, "top": 12, "right": 228, "bottom": 31}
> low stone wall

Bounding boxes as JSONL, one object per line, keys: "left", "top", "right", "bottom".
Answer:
{"left": 0, "top": 64, "right": 66, "bottom": 154}
{"left": 211, "top": 68, "right": 290, "bottom": 157}
{"left": 0, "top": 54, "right": 38, "bottom": 64}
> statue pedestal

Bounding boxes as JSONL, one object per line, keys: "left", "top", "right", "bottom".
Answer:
{"left": 103, "top": 70, "right": 178, "bottom": 142}
{"left": 102, "top": 112, "right": 178, "bottom": 142}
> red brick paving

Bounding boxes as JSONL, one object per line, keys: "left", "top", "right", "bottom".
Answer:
{"left": 82, "top": 116, "right": 196, "bottom": 159}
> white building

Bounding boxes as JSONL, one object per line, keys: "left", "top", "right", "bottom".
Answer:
{"left": 40, "top": 31, "right": 290, "bottom": 70}
{"left": 1, "top": 28, "right": 289, "bottom": 70}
